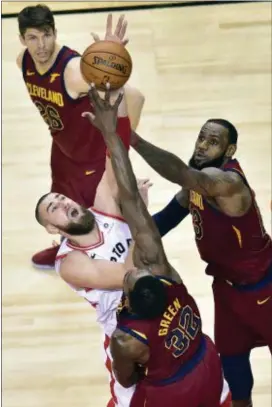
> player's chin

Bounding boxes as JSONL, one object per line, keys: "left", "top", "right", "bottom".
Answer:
{"left": 36, "top": 53, "right": 51, "bottom": 63}
{"left": 194, "top": 159, "right": 210, "bottom": 170}
{"left": 192, "top": 160, "right": 204, "bottom": 169}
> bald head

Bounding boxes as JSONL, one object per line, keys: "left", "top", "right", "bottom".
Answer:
{"left": 123, "top": 268, "right": 168, "bottom": 319}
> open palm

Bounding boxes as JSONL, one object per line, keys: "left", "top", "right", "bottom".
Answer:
{"left": 91, "top": 14, "right": 128, "bottom": 46}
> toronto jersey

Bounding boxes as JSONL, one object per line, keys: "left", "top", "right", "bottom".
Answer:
{"left": 22, "top": 46, "right": 106, "bottom": 169}
{"left": 117, "top": 278, "right": 203, "bottom": 384}
{"left": 55, "top": 209, "right": 132, "bottom": 337}
{"left": 189, "top": 159, "right": 272, "bottom": 284}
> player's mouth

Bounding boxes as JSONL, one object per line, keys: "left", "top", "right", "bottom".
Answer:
{"left": 195, "top": 152, "right": 206, "bottom": 160}
{"left": 37, "top": 51, "right": 49, "bottom": 57}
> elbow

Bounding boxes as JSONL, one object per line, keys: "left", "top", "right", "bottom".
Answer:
{"left": 113, "top": 369, "right": 137, "bottom": 388}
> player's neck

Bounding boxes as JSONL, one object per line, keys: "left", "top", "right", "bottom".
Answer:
{"left": 66, "top": 222, "right": 101, "bottom": 248}
{"left": 34, "top": 44, "right": 62, "bottom": 75}
{"left": 221, "top": 157, "right": 232, "bottom": 168}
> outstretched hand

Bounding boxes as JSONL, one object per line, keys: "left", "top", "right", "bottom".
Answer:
{"left": 137, "top": 178, "right": 153, "bottom": 208}
{"left": 91, "top": 14, "right": 128, "bottom": 46}
{"left": 82, "top": 83, "right": 124, "bottom": 134}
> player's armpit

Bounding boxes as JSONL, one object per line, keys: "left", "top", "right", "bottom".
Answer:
{"left": 64, "top": 57, "right": 89, "bottom": 99}
{"left": 175, "top": 188, "right": 189, "bottom": 208}
{"left": 110, "top": 328, "right": 149, "bottom": 388}
{"left": 59, "top": 251, "right": 126, "bottom": 290}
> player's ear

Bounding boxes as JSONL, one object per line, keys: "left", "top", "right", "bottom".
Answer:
{"left": 54, "top": 29, "right": 57, "bottom": 39}
{"left": 19, "top": 35, "right": 26, "bottom": 46}
{"left": 225, "top": 144, "right": 236, "bottom": 158}
{"left": 46, "top": 224, "right": 59, "bottom": 235}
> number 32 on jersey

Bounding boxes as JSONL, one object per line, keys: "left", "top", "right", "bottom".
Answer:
{"left": 165, "top": 305, "right": 201, "bottom": 357}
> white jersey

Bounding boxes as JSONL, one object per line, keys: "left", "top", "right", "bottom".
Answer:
{"left": 55, "top": 208, "right": 132, "bottom": 337}
{"left": 55, "top": 208, "right": 134, "bottom": 407}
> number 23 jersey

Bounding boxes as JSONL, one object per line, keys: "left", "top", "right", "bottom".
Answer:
{"left": 55, "top": 209, "right": 132, "bottom": 337}
{"left": 189, "top": 159, "right": 272, "bottom": 284}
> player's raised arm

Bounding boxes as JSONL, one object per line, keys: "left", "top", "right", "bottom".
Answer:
{"left": 62, "top": 14, "right": 128, "bottom": 97}
{"left": 130, "top": 130, "right": 245, "bottom": 198}
{"left": 63, "top": 14, "right": 145, "bottom": 130}
{"left": 84, "top": 85, "right": 176, "bottom": 279}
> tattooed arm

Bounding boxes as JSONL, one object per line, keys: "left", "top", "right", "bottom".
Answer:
{"left": 131, "top": 131, "right": 245, "bottom": 198}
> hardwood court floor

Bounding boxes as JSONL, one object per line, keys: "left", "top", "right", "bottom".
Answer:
{"left": 2, "top": 2, "right": 271, "bottom": 406}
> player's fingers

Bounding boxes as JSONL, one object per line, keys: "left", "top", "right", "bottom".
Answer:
{"left": 81, "top": 111, "right": 96, "bottom": 122}
{"left": 119, "top": 20, "right": 127, "bottom": 40}
{"left": 106, "top": 13, "right": 113, "bottom": 36}
{"left": 140, "top": 183, "right": 153, "bottom": 190}
{"left": 114, "top": 91, "right": 124, "bottom": 109}
{"left": 137, "top": 178, "right": 150, "bottom": 186}
{"left": 89, "top": 83, "right": 104, "bottom": 107}
{"left": 122, "top": 38, "right": 129, "bottom": 46}
{"left": 105, "top": 82, "right": 111, "bottom": 104}
{"left": 143, "top": 180, "right": 153, "bottom": 187}
{"left": 114, "top": 14, "right": 125, "bottom": 37}
{"left": 142, "top": 178, "right": 151, "bottom": 184}
{"left": 91, "top": 32, "right": 100, "bottom": 42}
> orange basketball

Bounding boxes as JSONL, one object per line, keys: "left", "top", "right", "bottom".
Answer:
{"left": 80, "top": 41, "right": 133, "bottom": 91}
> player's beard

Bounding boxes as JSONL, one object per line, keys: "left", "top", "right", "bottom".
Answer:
{"left": 59, "top": 208, "right": 96, "bottom": 236}
{"left": 189, "top": 151, "right": 226, "bottom": 170}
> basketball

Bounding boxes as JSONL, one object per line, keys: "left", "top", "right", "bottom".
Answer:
{"left": 80, "top": 41, "right": 133, "bottom": 91}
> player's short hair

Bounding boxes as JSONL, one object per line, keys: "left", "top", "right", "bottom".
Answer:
{"left": 129, "top": 276, "right": 168, "bottom": 319}
{"left": 35, "top": 193, "right": 50, "bottom": 226}
{"left": 18, "top": 4, "right": 55, "bottom": 37}
{"left": 206, "top": 119, "right": 238, "bottom": 145}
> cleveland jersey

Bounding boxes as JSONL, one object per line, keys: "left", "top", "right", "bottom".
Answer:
{"left": 22, "top": 46, "right": 106, "bottom": 167}
{"left": 117, "top": 277, "right": 203, "bottom": 384}
{"left": 55, "top": 208, "right": 132, "bottom": 337}
{"left": 189, "top": 159, "right": 272, "bottom": 284}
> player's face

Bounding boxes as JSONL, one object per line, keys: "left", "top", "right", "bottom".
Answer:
{"left": 39, "top": 193, "right": 95, "bottom": 236}
{"left": 20, "top": 27, "right": 56, "bottom": 64}
{"left": 189, "top": 122, "right": 230, "bottom": 170}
